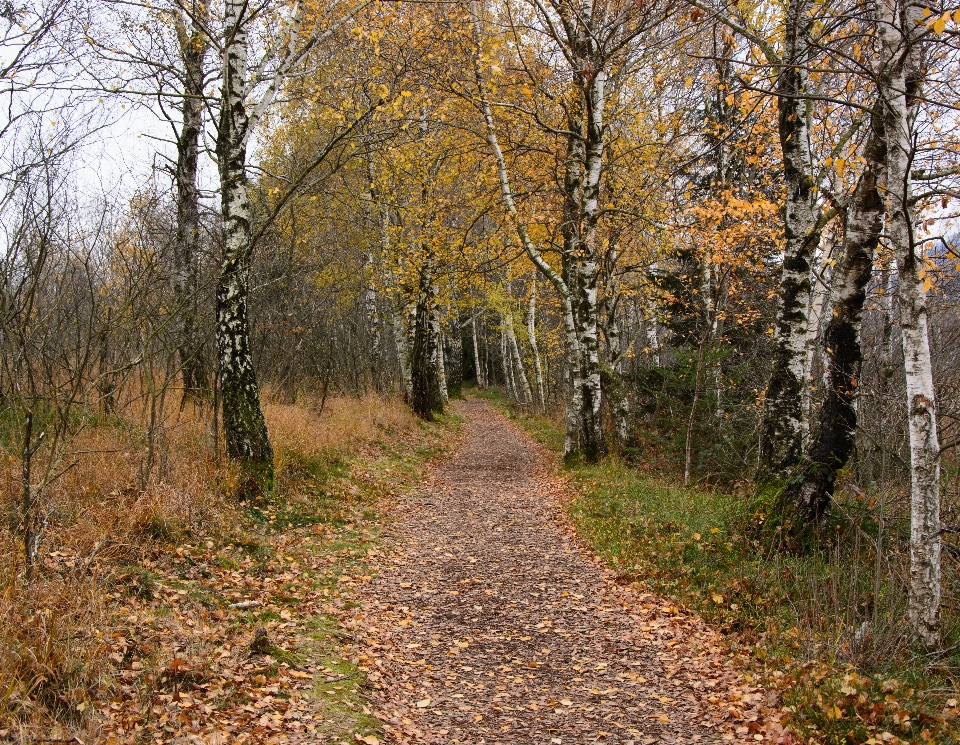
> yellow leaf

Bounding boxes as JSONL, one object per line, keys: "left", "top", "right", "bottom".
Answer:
{"left": 934, "top": 13, "right": 948, "bottom": 34}
{"left": 953, "top": 8, "right": 960, "bottom": 23}
{"left": 684, "top": 77, "right": 693, "bottom": 88}
{"left": 692, "top": 533, "right": 701, "bottom": 541}
{"left": 724, "top": 93, "right": 735, "bottom": 106}
{"left": 710, "top": 527, "right": 720, "bottom": 533}
{"left": 712, "top": 593, "right": 724, "bottom": 604}
{"left": 923, "top": 277, "right": 932, "bottom": 293}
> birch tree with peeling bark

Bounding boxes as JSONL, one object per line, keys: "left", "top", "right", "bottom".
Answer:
{"left": 528, "top": 278, "right": 546, "bottom": 411}
{"left": 784, "top": 105, "right": 887, "bottom": 524}
{"left": 213, "top": 0, "right": 371, "bottom": 470}
{"left": 687, "top": 0, "right": 825, "bottom": 479}
{"left": 470, "top": 0, "right": 666, "bottom": 460}
{"left": 877, "top": 0, "right": 942, "bottom": 646}
{"left": 172, "top": 1, "right": 209, "bottom": 400}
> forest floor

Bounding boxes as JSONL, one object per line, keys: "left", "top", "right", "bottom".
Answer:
{"left": 344, "top": 399, "right": 794, "bottom": 744}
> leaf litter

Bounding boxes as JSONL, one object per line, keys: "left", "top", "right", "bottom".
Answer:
{"left": 344, "top": 400, "right": 798, "bottom": 744}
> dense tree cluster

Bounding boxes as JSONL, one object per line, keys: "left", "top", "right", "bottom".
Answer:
{"left": 3, "top": 0, "right": 960, "bottom": 646}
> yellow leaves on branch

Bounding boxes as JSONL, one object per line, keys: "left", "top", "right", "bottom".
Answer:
{"left": 925, "top": 8, "right": 960, "bottom": 35}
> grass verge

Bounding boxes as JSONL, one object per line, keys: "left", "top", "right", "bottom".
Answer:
{"left": 0, "top": 393, "right": 457, "bottom": 744}
{"left": 476, "top": 387, "right": 960, "bottom": 745}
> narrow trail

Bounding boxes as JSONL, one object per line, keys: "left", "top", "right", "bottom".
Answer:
{"left": 348, "top": 400, "right": 782, "bottom": 744}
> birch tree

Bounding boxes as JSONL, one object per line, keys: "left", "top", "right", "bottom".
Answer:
{"left": 212, "top": 0, "right": 371, "bottom": 470}
{"left": 172, "top": 1, "right": 209, "bottom": 399}
{"left": 877, "top": 0, "right": 941, "bottom": 646}
{"left": 470, "top": 0, "right": 667, "bottom": 460}
{"left": 528, "top": 278, "right": 546, "bottom": 411}
{"left": 785, "top": 105, "right": 887, "bottom": 524}
{"left": 687, "top": 0, "right": 826, "bottom": 479}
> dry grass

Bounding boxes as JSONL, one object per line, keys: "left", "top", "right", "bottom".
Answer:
{"left": 265, "top": 393, "right": 418, "bottom": 461}
{"left": 0, "top": 390, "right": 419, "bottom": 737}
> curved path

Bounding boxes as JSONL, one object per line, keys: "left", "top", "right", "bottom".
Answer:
{"left": 348, "top": 400, "right": 783, "bottom": 744}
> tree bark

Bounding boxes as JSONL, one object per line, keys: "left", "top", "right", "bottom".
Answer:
{"left": 471, "top": 312, "right": 485, "bottom": 388}
{"left": 393, "top": 299, "right": 414, "bottom": 401}
{"left": 216, "top": 0, "right": 272, "bottom": 468}
{"left": 505, "top": 308, "right": 532, "bottom": 405}
{"left": 527, "top": 278, "right": 545, "bottom": 411}
{"left": 879, "top": 0, "right": 941, "bottom": 646}
{"left": 410, "top": 261, "right": 440, "bottom": 419}
{"left": 470, "top": 0, "right": 604, "bottom": 461}
{"left": 433, "top": 314, "right": 449, "bottom": 405}
{"left": 784, "top": 108, "right": 886, "bottom": 524}
{"left": 173, "top": 8, "right": 208, "bottom": 400}
{"left": 759, "top": 0, "right": 822, "bottom": 480}
{"left": 448, "top": 310, "right": 463, "bottom": 399}
{"left": 500, "top": 319, "right": 515, "bottom": 400}
{"left": 800, "top": 242, "right": 836, "bottom": 447}
{"left": 644, "top": 295, "right": 660, "bottom": 366}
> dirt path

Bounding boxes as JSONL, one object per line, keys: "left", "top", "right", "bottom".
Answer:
{"left": 347, "top": 400, "right": 785, "bottom": 744}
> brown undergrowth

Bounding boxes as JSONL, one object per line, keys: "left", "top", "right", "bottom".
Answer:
{"left": 0, "top": 392, "right": 451, "bottom": 743}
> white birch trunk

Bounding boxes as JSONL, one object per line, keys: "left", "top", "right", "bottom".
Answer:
{"left": 500, "top": 321, "right": 516, "bottom": 400}
{"left": 644, "top": 296, "right": 661, "bottom": 367}
{"left": 506, "top": 309, "right": 532, "bottom": 405}
{"left": 759, "top": 0, "right": 822, "bottom": 478}
{"left": 433, "top": 321, "right": 449, "bottom": 405}
{"left": 215, "top": 0, "right": 272, "bottom": 465}
{"left": 527, "top": 279, "right": 545, "bottom": 411}
{"left": 393, "top": 302, "right": 413, "bottom": 400}
{"left": 470, "top": 6, "right": 587, "bottom": 456}
{"left": 801, "top": 244, "right": 836, "bottom": 446}
{"left": 472, "top": 313, "right": 485, "bottom": 388}
{"left": 879, "top": 0, "right": 941, "bottom": 646}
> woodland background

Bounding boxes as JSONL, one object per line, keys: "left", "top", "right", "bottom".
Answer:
{"left": 2, "top": 0, "right": 960, "bottom": 741}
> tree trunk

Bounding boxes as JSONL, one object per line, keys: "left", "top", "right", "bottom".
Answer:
{"left": 505, "top": 308, "right": 532, "bottom": 405}
{"left": 800, "top": 242, "right": 836, "bottom": 447}
{"left": 433, "top": 314, "right": 449, "bottom": 405}
{"left": 644, "top": 294, "right": 661, "bottom": 366}
{"left": 173, "top": 10, "right": 207, "bottom": 400}
{"left": 600, "top": 281, "right": 629, "bottom": 447}
{"left": 363, "top": 251, "right": 381, "bottom": 391}
{"left": 759, "top": 0, "right": 821, "bottom": 480}
{"left": 684, "top": 335, "right": 709, "bottom": 487}
{"left": 571, "top": 60, "right": 607, "bottom": 460}
{"left": 879, "top": 0, "right": 940, "bottom": 646}
{"left": 410, "top": 262, "right": 440, "bottom": 419}
{"left": 393, "top": 299, "right": 413, "bottom": 401}
{"left": 471, "top": 0, "right": 604, "bottom": 461}
{"left": 448, "top": 310, "right": 463, "bottom": 399}
{"left": 216, "top": 0, "right": 272, "bottom": 470}
{"left": 527, "top": 279, "right": 545, "bottom": 411}
{"left": 472, "top": 312, "right": 485, "bottom": 388}
{"left": 500, "top": 319, "right": 516, "bottom": 400}
{"left": 783, "top": 108, "right": 886, "bottom": 524}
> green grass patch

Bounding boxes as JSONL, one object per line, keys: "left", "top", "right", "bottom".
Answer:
{"left": 488, "top": 396, "right": 960, "bottom": 745}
